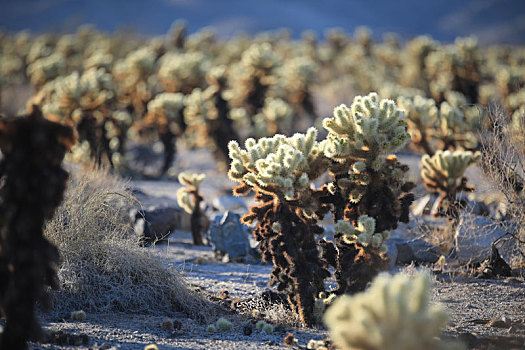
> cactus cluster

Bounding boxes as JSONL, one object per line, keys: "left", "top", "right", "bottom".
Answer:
{"left": 228, "top": 93, "right": 415, "bottom": 325}
{"left": 421, "top": 150, "right": 481, "bottom": 218}
{"left": 176, "top": 172, "right": 206, "bottom": 245}
{"left": 324, "top": 272, "right": 464, "bottom": 350}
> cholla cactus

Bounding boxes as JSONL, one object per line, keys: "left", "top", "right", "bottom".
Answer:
{"left": 26, "top": 53, "right": 66, "bottom": 89}
{"left": 324, "top": 272, "right": 464, "bottom": 350}
{"left": 318, "top": 93, "right": 414, "bottom": 294}
{"left": 38, "top": 68, "right": 117, "bottom": 165}
{"left": 436, "top": 99, "right": 478, "bottom": 151}
{"left": 0, "top": 106, "right": 75, "bottom": 349}
{"left": 421, "top": 150, "right": 481, "bottom": 218}
{"left": 183, "top": 87, "right": 237, "bottom": 166}
{"left": 400, "top": 35, "right": 436, "bottom": 91}
{"left": 397, "top": 95, "right": 438, "bottom": 154}
{"left": 228, "top": 127, "right": 324, "bottom": 201}
{"left": 252, "top": 97, "right": 293, "bottom": 136}
{"left": 134, "top": 92, "right": 185, "bottom": 176}
{"left": 112, "top": 46, "right": 158, "bottom": 116}
{"left": 176, "top": 172, "right": 206, "bottom": 245}
{"left": 228, "top": 128, "right": 330, "bottom": 326}
{"left": 322, "top": 92, "right": 411, "bottom": 166}
{"left": 334, "top": 215, "right": 389, "bottom": 252}
{"left": 201, "top": 66, "right": 240, "bottom": 166}
{"left": 157, "top": 52, "right": 209, "bottom": 94}
{"left": 278, "top": 57, "right": 318, "bottom": 118}
{"left": 225, "top": 43, "right": 280, "bottom": 116}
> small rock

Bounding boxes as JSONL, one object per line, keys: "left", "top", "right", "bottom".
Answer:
{"left": 205, "top": 211, "right": 252, "bottom": 259}
{"left": 131, "top": 206, "right": 185, "bottom": 243}
{"left": 388, "top": 237, "right": 441, "bottom": 265}
{"left": 265, "top": 340, "right": 276, "bottom": 346}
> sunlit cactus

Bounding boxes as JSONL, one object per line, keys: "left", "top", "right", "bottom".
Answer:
{"left": 334, "top": 215, "right": 389, "bottom": 252}
{"left": 38, "top": 68, "right": 118, "bottom": 165}
{"left": 157, "top": 52, "right": 210, "bottom": 94}
{"left": 436, "top": 99, "right": 478, "bottom": 151}
{"left": 318, "top": 93, "right": 414, "bottom": 294}
{"left": 133, "top": 92, "right": 185, "bottom": 176}
{"left": 176, "top": 172, "right": 206, "bottom": 245}
{"left": 324, "top": 272, "right": 464, "bottom": 350}
{"left": 225, "top": 43, "right": 281, "bottom": 116}
{"left": 421, "top": 150, "right": 481, "bottom": 218}
{"left": 112, "top": 46, "right": 158, "bottom": 116}
{"left": 400, "top": 35, "right": 436, "bottom": 91}
{"left": 322, "top": 92, "right": 411, "bottom": 166}
{"left": 228, "top": 127, "right": 324, "bottom": 201}
{"left": 228, "top": 128, "right": 330, "bottom": 326}
{"left": 277, "top": 57, "right": 318, "bottom": 118}
{"left": 252, "top": 97, "right": 294, "bottom": 137}
{"left": 397, "top": 95, "right": 438, "bottom": 154}
{"left": 26, "top": 53, "right": 66, "bottom": 89}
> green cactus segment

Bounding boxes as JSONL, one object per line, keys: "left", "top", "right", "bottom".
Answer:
{"left": 322, "top": 92, "right": 411, "bottom": 166}
{"left": 147, "top": 93, "right": 185, "bottom": 120}
{"left": 421, "top": 150, "right": 480, "bottom": 218}
{"left": 228, "top": 127, "right": 321, "bottom": 200}
{"left": 334, "top": 215, "right": 389, "bottom": 252}
{"left": 176, "top": 172, "right": 206, "bottom": 245}
{"left": 421, "top": 150, "right": 480, "bottom": 190}
{"left": 176, "top": 172, "right": 205, "bottom": 214}
{"left": 324, "top": 272, "right": 464, "bottom": 350}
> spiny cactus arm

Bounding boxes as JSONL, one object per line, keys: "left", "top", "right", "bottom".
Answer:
{"left": 421, "top": 150, "right": 480, "bottom": 192}
{"left": 178, "top": 171, "right": 205, "bottom": 190}
{"left": 227, "top": 128, "right": 324, "bottom": 200}
{"left": 334, "top": 215, "right": 389, "bottom": 252}
{"left": 322, "top": 93, "right": 410, "bottom": 165}
{"left": 324, "top": 272, "right": 464, "bottom": 350}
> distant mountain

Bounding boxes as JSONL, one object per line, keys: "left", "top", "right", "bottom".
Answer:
{"left": 1, "top": 0, "right": 524, "bottom": 44}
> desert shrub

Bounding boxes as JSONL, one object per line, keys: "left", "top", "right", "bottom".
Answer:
{"left": 44, "top": 167, "right": 214, "bottom": 320}
{"left": 479, "top": 105, "right": 525, "bottom": 264}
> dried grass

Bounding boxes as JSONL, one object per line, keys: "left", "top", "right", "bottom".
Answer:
{"left": 44, "top": 166, "right": 215, "bottom": 320}
{"left": 479, "top": 104, "right": 525, "bottom": 265}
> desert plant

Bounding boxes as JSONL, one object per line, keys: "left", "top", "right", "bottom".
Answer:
{"left": 228, "top": 128, "right": 330, "bottom": 326}
{"left": 26, "top": 53, "right": 66, "bottom": 89}
{"left": 0, "top": 106, "right": 75, "bottom": 349}
{"left": 44, "top": 167, "right": 214, "bottom": 319}
{"left": 479, "top": 106, "right": 525, "bottom": 263}
{"left": 157, "top": 51, "right": 209, "bottom": 94}
{"left": 397, "top": 95, "right": 438, "bottom": 155}
{"left": 202, "top": 66, "right": 240, "bottom": 164}
{"left": 38, "top": 68, "right": 121, "bottom": 166}
{"left": 225, "top": 43, "right": 280, "bottom": 116}
{"left": 324, "top": 272, "right": 464, "bottom": 350}
{"left": 112, "top": 46, "right": 158, "bottom": 117}
{"left": 421, "top": 150, "right": 481, "bottom": 219}
{"left": 134, "top": 92, "right": 185, "bottom": 176}
{"left": 176, "top": 172, "right": 206, "bottom": 246}
{"left": 318, "top": 93, "right": 415, "bottom": 294}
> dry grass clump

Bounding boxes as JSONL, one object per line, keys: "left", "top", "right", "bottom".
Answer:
{"left": 44, "top": 166, "right": 214, "bottom": 320}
